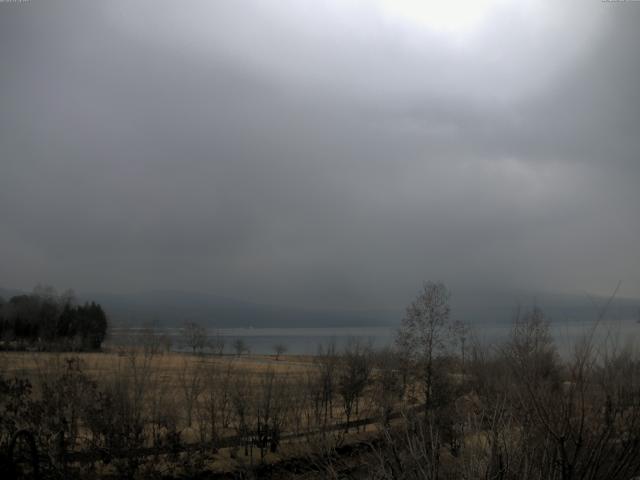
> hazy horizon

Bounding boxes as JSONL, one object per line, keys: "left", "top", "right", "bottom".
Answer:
{"left": 2, "top": 1, "right": 639, "bottom": 312}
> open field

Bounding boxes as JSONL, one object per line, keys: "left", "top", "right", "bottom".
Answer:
{"left": 0, "top": 350, "right": 317, "bottom": 380}
{"left": 0, "top": 346, "right": 403, "bottom": 478}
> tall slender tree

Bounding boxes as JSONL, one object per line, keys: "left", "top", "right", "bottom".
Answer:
{"left": 396, "top": 281, "right": 451, "bottom": 410}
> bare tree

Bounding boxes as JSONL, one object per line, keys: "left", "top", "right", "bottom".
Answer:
{"left": 506, "top": 304, "right": 558, "bottom": 380}
{"left": 493, "top": 299, "right": 640, "bottom": 480}
{"left": 179, "top": 357, "right": 204, "bottom": 428}
{"left": 254, "top": 369, "right": 290, "bottom": 460}
{"left": 273, "top": 343, "right": 287, "bottom": 360}
{"left": 198, "top": 360, "right": 234, "bottom": 443}
{"left": 450, "top": 319, "right": 470, "bottom": 377}
{"left": 233, "top": 338, "right": 248, "bottom": 356}
{"left": 338, "top": 340, "right": 372, "bottom": 431}
{"left": 182, "top": 321, "right": 207, "bottom": 354}
{"left": 315, "top": 343, "right": 338, "bottom": 428}
{"left": 231, "top": 373, "right": 253, "bottom": 459}
{"left": 372, "top": 348, "right": 405, "bottom": 425}
{"left": 396, "top": 281, "right": 452, "bottom": 410}
{"left": 93, "top": 348, "right": 158, "bottom": 477}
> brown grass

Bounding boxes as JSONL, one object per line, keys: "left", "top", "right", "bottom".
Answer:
{"left": 0, "top": 350, "right": 315, "bottom": 381}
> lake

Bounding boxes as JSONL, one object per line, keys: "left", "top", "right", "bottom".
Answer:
{"left": 108, "top": 317, "right": 640, "bottom": 356}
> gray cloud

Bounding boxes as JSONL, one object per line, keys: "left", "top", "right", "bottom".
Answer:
{"left": 1, "top": 0, "right": 639, "bottom": 309}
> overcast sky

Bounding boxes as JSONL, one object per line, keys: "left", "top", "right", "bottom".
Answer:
{"left": 1, "top": 0, "right": 638, "bottom": 309}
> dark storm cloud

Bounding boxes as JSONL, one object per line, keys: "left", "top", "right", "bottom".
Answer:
{"left": 1, "top": 0, "right": 638, "bottom": 308}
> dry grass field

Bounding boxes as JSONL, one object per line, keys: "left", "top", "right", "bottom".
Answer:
{"left": 0, "top": 350, "right": 316, "bottom": 381}
{"left": 0, "top": 347, "right": 391, "bottom": 478}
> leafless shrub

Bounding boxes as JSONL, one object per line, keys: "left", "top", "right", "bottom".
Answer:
{"left": 178, "top": 357, "right": 204, "bottom": 429}
{"left": 313, "top": 343, "right": 338, "bottom": 429}
{"left": 182, "top": 321, "right": 207, "bottom": 355}
{"left": 233, "top": 338, "right": 249, "bottom": 356}
{"left": 338, "top": 340, "right": 372, "bottom": 432}
{"left": 197, "top": 359, "right": 234, "bottom": 444}
{"left": 85, "top": 352, "right": 154, "bottom": 477}
{"left": 231, "top": 370, "right": 254, "bottom": 460}
{"left": 254, "top": 369, "right": 289, "bottom": 460}
{"left": 273, "top": 343, "right": 287, "bottom": 360}
{"left": 372, "top": 348, "right": 405, "bottom": 425}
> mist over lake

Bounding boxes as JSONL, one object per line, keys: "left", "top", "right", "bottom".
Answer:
{"left": 108, "top": 316, "right": 640, "bottom": 356}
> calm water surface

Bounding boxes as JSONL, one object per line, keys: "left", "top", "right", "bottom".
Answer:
{"left": 109, "top": 318, "right": 640, "bottom": 356}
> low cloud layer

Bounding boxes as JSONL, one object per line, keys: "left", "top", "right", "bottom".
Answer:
{"left": 1, "top": 0, "right": 639, "bottom": 309}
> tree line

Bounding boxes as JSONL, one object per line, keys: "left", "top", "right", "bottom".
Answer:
{"left": 0, "top": 286, "right": 108, "bottom": 351}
